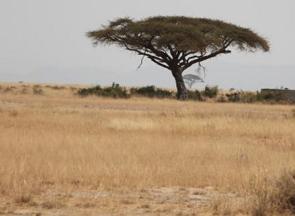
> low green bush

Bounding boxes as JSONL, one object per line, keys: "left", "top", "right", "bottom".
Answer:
{"left": 103, "top": 83, "right": 129, "bottom": 98}
{"left": 77, "top": 83, "right": 129, "bottom": 98}
{"left": 130, "top": 85, "right": 173, "bottom": 98}
{"left": 77, "top": 85, "right": 102, "bottom": 96}
{"left": 187, "top": 90, "right": 202, "bottom": 101}
{"left": 202, "top": 86, "right": 218, "bottom": 98}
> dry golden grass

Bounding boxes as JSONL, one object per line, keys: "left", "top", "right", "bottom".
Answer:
{"left": 0, "top": 83, "right": 295, "bottom": 215}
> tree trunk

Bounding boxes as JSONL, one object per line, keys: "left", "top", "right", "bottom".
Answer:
{"left": 172, "top": 68, "right": 188, "bottom": 100}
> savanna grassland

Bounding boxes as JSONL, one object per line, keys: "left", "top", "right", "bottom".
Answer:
{"left": 0, "top": 83, "right": 295, "bottom": 215}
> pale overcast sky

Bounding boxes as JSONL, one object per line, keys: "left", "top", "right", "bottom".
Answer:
{"left": 0, "top": 0, "right": 294, "bottom": 90}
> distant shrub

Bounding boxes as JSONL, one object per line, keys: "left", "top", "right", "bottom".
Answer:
{"left": 259, "top": 91, "right": 285, "bottom": 103}
{"left": 102, "top": 83, "right": 129, "bottom": 98}
{"left": 78, "top": 85, "right": 102, "bottom": 96}
{"left": 130, "top": 86, "right": 173, "bottom": 98}
{"left": 33, "top": 85, "right": 44, "bottom": 95}
{"left": 46, "top": 85, "right": 65, "bottom": 90}
{"left": 20, "top": 87, "right": 29, "bottom": 94}
{"left": 78, "top": 83, "right": 129, "bottom": 98}
{"left": 226, "top": 92, "right": 240, "bottom": 102}
{"left": 187, "top": 90, "right": 202, "bottom": 101}
{"left": 216, "top": 95, "right": 227, "bottom": 103}
{"left": 3, "top": 86, "right": 15, "bottom": 93}
{"left": 226, "top": 91, "right": 259, "bottom": 103}
{"left": 203, "top": 86, "right": 218, "bottom": 98}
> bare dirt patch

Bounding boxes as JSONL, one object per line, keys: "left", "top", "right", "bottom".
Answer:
{"left": 0, "top": 187, "right": 241, "bottom": 216}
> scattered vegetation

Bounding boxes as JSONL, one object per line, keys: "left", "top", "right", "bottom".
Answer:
{"left": 224, "top": 90, "right": 295, "bottom": 104}
{"left": 76, "top": 83, "right": 295, "bottom": 105}
{"left": 203, "top": 86, "right": 219, "bottom": 98}
{"left": 1, "top": 83, "right": 294, "bottom": 105}
{"left": 187, "top": 89, "right": 203, "bottom": 101}
{"left": 226, "top": 91, "right": 259, "bottom": 103}
{"left": 2, "top": 86, "right": 15, "bottom": 93}
{"left": 130, "top": 85, "right": 173, "bottom": 98}
{"left": 78, "top": 84, "right": 205, "bottom": 101}
{"left": 45, "top": 85, "right": 66, "bottom": 90}
{"left": 77, "top": 83, "right": 129, "bottom": 98}
{"left": 33, "top": 85, "right": 44, "bottom": 95}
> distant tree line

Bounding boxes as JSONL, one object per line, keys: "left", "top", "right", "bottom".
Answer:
{"left": 77, "top": 83, "right": 295, "bottom": 104}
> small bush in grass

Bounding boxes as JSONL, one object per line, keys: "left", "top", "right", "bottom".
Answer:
{"left": 78, "top": 83, "right": 129, "bottom": 98}
{"left": 78, "top": 85, "right": 102, "bottom": 96}
{"left": 217, "top": 95, "right": 227, "bottom": 103}
{"left": 250, "top": 171, "right": 295, "bottom": 215}
{"left": 272, "top": 171, "right": 295, "bottom": 214}
{"left": 155, "top": 88, "right": 173, "bottom": 98}
{"left": 130, "top": 85, "right": 156, "bottom": 97}
{"left": 130, "top": 86, "right": 173, "bottom": 98}
{"left": 102, "top": 83, "right": 129, "bottom": 98}
{"left": 33, "top": 86, "right": 43, "bottom": 95}
{"left": 3, "top": 86, "right": 14, "bottom": 93}
{"left": 187, "top": 90, "right": 202, "bottom": 101}
{"left": 226, "top": 91, "right": 260, "bottom": 103}
{"left": 241, "top": 92, "right": 259, "bottom": 103}
{"left": 46, "top": 85, "right": 65, "bottom": 90}
{"left": 226, "top": 92, "right": 241, "bottom": 102}
{"left": 203, "top": 86, "right": 218, "bottom": 98}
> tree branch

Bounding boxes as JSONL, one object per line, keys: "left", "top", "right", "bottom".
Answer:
{"left": 182, "top": 48, "right": 231, "bottom": 71}
{"left": 148, "top": 56, "right": 170, "bottom": 69}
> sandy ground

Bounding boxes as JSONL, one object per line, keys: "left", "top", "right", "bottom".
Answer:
{"left": 0, "top": 187, "right": 242, "bottom": 216}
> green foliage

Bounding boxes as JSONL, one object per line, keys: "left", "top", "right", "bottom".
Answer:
{"left": 78, "top": 85, "right": 102, "bottom": 96}
{"left": 88, "top": 16, "right": 269, "bottom": 54}
{"left": 203, "top": 86, "right": 218, "bottom": 98}
{"left": 130, "top": 86, "right": 173, "bottom": 98}
{"left": 102, "top": 83, "right": 129, "bottom": 98}
{"left": 78, "top": 83, "right": 129, "bottom": 98}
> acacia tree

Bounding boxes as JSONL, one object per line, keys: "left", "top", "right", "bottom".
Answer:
{"left": 87, "top": 16, "right": 269, "bottom": 100}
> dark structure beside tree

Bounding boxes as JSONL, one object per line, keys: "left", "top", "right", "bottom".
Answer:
{"left": 87, "top": 16, "right": 270, "bottom": 100}
{"left": 261, "top": 89, "right": 295, "bottom": 103}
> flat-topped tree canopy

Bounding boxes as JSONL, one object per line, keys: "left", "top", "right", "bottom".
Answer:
{"left": 88, "top": 16, "right": 270, "bottom": 100}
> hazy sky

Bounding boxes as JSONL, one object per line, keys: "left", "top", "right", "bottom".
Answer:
{"left": 0, "top": 0, "right": 294, "bottom": 90}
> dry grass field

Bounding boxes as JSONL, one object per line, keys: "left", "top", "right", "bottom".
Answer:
{"left": 0, "top": 83, "right": 295, "bottom": 215}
